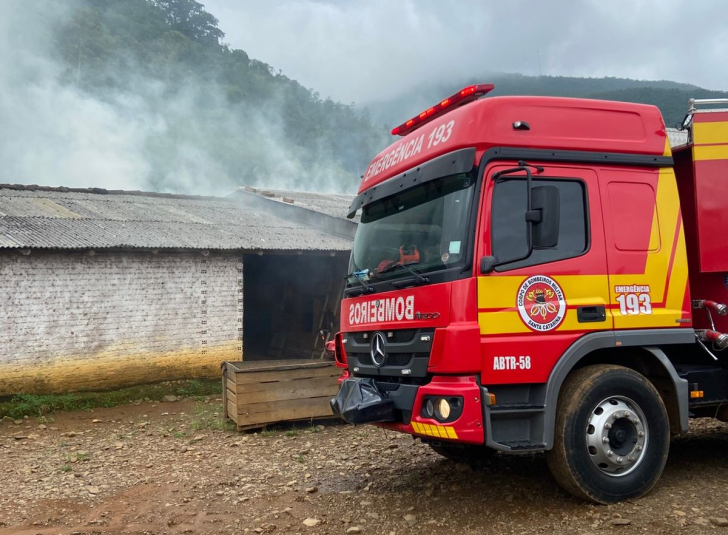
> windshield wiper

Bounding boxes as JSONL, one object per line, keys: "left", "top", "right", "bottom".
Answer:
{"left": 344, "top": 271, "right": 374, "bottom": 296}
{"left": 378, "top": 263, "right": 429, "bottom": 285}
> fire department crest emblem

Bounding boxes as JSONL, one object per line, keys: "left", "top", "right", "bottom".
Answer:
{"left": 516, "top": 275, "right": 566, "bottom": 331}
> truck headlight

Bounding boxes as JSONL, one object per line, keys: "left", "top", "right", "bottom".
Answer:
{"left": 435, "top": 398, "right": 451, "bottom": 420}
{"left": 424, "top": 398, "right": 435, "bottom": 418}
{"left": 419, "top": 396, "right": 463, "bottom": 423}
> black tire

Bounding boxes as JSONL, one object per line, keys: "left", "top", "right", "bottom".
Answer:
{"left": 430, "top": 443, "right": 497, "bottom": 464}
{"left": 546, "top": 364, "right": 670, "bottom": 503}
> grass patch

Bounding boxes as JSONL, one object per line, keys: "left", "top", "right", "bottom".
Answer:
{"left": 174, "top": 379, "right": 216, "bottom": 399}
{"left": 0, "top": 379, "right": 222, "bottom": 419}
{"left": 189, "top": 402, "right": 235, "bottom": 432}
{"left": 59, "top": 464, "right": 72, "bottom": 473}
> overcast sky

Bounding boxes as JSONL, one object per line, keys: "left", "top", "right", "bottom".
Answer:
{"left": 204, "top": 0, "right": 728, "bottom": 104}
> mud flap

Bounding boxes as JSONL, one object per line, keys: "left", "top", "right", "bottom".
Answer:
{"left": 330, "top": 377, "right": 396, "bottom": 424}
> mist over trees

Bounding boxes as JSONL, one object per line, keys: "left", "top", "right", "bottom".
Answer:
{"left": 51, "top": 0, "right": 390, "bottom": 194}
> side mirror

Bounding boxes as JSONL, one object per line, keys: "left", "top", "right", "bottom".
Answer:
{"left": 480, "top": 255, "right": 497, "bottom": 274}
{"left": 531, "top": 185, "right": 560, "bottom": 249}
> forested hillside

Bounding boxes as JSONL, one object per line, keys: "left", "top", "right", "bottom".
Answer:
{"left": 52, "top": 0, "right": 390, "bottom": 193}
{"left": 369, "top": 73, "right": 728, "bottom": 129}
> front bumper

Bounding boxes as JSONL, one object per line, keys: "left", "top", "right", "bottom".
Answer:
{"left": 331, "top": 375, "right": 485, "bottom": 445}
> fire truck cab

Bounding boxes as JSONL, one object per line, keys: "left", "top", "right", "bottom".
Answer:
{"left": 331, "top": 85, "right": 728, "bottom": 503}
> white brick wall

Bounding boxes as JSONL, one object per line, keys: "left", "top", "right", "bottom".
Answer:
{"left": 0, "top": 251, "right": 243, "bottom": 394}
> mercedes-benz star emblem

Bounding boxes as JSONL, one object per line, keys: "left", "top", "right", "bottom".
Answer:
{"left": 370, "top": 332, "right": 387, "bottom": 367}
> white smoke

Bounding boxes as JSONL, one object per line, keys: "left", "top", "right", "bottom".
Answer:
{"left": 0, "top": 1, "right": 158, "bottom": 191}
{"left": 0, "top": 0, "right": 376, "bottom": 195}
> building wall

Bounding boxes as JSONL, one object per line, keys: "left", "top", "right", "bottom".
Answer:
{"left": 0, "top": 251, "right": 243, "bottom": 395}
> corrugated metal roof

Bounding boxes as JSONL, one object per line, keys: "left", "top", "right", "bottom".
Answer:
{"left": 0, "top": 186, "right": 352, "bottom": 251}
{"left": 230, "top": 187, "right": 357, "bottom": 221}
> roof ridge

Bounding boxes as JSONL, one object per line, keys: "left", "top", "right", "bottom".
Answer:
{"left": 0, "top": 215, "right": 222, "bottom": 225}
{"left": 0, "top": 183, "right": 230, "bottom": 201}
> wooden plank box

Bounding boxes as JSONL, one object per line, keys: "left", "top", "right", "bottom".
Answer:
{"left": 222, "top": 360, "right": 340, "bottom": 431}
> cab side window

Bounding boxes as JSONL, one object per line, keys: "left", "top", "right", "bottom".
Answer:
{"left": 491, "top": 179, "right": 588, "bottom": 270}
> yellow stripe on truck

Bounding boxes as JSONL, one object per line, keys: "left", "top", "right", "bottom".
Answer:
{"left": 693, "top": 145, "right": 728, "bottom": 161}
{"left": 477, "top": 275, "right": 611, "bottom": 335}
{"left": 693, "top": 121, "right": 728, "bottom": 145}
{"left": 693, "top": 121, "right": 728, "bottom": 161}
{"left": 411, "top": 422, "right": 459, "bottom": 440}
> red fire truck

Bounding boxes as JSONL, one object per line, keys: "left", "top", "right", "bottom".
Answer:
{"left": 330, "top": 85, "right": 728, "bottom": 503}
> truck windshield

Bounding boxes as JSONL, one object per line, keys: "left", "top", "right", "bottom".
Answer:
{"left": 348, "top": 172, "right": 475, "bottom": 285}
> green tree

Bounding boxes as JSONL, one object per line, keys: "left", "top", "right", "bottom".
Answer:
{"left": 152, "top": 0, "right": 224, "bottom": 46}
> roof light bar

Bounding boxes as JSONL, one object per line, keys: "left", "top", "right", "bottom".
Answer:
{"left": 391, "top": 84, "right": 495, "bottom": 136}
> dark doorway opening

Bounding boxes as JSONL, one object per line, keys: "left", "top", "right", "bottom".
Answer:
{"left": 242, "top": 252, "right": 348, "bottom": 361}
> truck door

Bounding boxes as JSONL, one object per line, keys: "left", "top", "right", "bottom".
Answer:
{"left": 477, "top": 163, "right": 613, "bottom": 385}
{"left": 599, "top": 166, "right": 690, "bottom": 329}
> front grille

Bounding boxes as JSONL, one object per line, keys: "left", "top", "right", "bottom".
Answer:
{"left": 389, "top": 330, "right": 417, "bottom": 343}
{"left": 349, "top": 329, "right": 417, "bottom": 345}
{"left": 344, "top": 328, "right": 434, "bottom": 379}
{"left": 353, "top": 352, "right": 372, "bottom": 365}
{"left": 386, "top": 353, "right": 413, "bottom": 366}
{"left": 348, "top": 352, "right": 414, "bottom": 367}
{"left": 350, "top": 332, "right": 368, "bottom": 344}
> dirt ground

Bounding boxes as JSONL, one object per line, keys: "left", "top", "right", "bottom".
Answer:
{"left": 3, "top": 398, "right": 728, "bottom": 535}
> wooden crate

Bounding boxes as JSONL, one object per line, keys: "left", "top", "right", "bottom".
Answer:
{"left": 221, "top": 360, "right": 340, "bottom": 430}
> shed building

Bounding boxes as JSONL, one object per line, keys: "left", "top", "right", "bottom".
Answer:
{"left": 0, "top": 185, "right": 353, "bottom": 396}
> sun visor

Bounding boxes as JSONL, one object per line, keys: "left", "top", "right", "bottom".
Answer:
{"left": 347, "top": 147, "right": 476, "bottom": 219}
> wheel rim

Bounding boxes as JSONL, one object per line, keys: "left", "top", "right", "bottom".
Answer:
{"left": 585, "top": 396, "right": 648, "bottom": 477}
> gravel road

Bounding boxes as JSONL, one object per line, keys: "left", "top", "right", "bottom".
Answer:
{"left": 3, "top": 397, "right": 728, "bottom": 534}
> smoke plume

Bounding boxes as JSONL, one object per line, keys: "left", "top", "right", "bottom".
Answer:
{"left": 0, "top": 0, "right": 387, "bottom": 195}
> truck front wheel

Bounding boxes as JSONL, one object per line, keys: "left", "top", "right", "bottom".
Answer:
{"left": 546, "top": 364, "right": 669, "bottom": 503}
